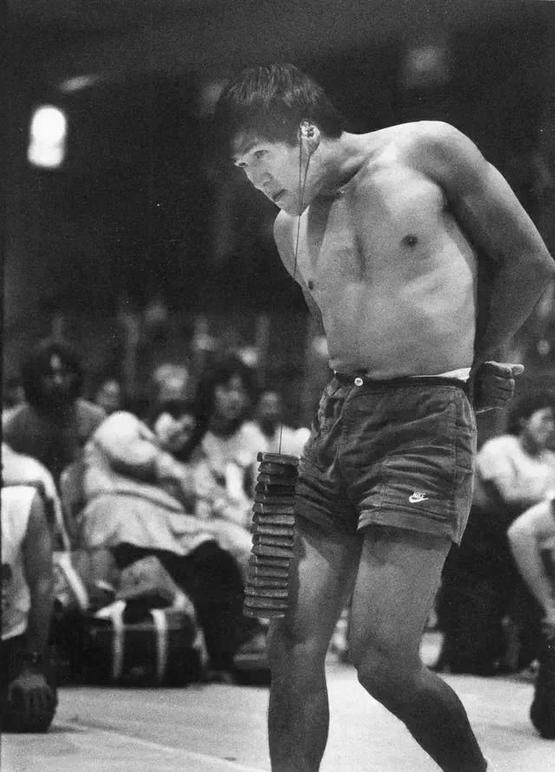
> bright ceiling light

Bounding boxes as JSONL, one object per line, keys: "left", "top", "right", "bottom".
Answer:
{"left": 28, "top": 105, "right": 67, "bottom": 169}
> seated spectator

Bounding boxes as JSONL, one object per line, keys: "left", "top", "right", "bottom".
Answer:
{"left": 508, "top": 497, "right": 555, "bottom": 738}
{"left": 151, "top": 363, "right": 191, "bottom": 403}
{"left": 437, "top": 391, "right": 555, "bottom": 675}
{"left": 2, "top": 442, "right": 69, "bottom": 552}
{"left": 249, "top": 388, "right": 310, "bottom": 457}
{"left": 195, "top": 355, "right": 266, "bottom": 524}
{"left": 474, "top": 392, "right": 555, "bottom": 518}
{"left": 92, "top": 377, "right": 123, "bottom": 416}
{"left": 3, "top": 338, "right": 105, "bottom": 487}
{"left": 1, "top": 484, "right": 57, "bottom": 732}
{"left": 151, "top": 400, "right": 253, "bottom": 577}
{"left": 77, "top": 403, "right": 257, "bottom": 680}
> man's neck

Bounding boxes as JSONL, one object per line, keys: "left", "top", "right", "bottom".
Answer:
{"left": 316, "top": 132, "right": 372, "bottom": 197}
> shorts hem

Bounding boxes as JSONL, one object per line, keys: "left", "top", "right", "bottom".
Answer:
{"left": 295, "top": 500, "right": 355, "bottom": 535}
{"left": 358, "top": 507, "right": 463, "bottom": 544}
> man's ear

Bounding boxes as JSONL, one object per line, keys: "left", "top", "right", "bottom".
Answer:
{"left": 298, "top": 121, "right": 321, "bottom": 155}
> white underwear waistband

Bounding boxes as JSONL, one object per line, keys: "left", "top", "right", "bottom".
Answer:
{"left": 411, "top": 367, "right": 471, "bottom": 382}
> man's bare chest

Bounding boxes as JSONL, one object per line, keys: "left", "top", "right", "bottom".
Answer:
{"left": 295, "top": 196, "right": 363, "bottom": 288}
{"left": 293, "top": 167, "right": 450, "bottom": 292}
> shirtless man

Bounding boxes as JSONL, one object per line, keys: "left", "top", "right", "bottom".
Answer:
{"left": 215, "top": 63, "right": 554, "bottom": 771}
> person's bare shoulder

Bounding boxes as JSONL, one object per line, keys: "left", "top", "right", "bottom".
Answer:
{"left": 347, "top": 121, "right": 465, "bottom": 193}
{"left": 396, "top": 120, "right": 489, "bottom": 188}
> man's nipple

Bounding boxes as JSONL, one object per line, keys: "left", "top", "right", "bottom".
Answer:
{"left": 402, "top": 234, "right": 418, "bottom": 247}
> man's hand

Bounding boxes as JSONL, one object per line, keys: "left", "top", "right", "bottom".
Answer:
{"left": 471, "top": 361, "right": 524, "bottom": 413}
{"left": 8, "top": 668, "right": 57, "bottom": 731}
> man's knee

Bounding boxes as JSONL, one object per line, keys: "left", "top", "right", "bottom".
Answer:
{"left": 267, "top": 620, "right": 327, "bottom": 683}
{"left": 354, "top": 645, "right": 421, "bottom": 710}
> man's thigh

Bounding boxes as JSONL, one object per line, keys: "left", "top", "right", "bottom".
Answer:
{"left": 269, "top": 517, "right": 361, "bottom": 660}
{"left": 349, "top": 525, "right": 451, "bottom": 664}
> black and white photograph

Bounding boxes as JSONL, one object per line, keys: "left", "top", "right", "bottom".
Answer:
{"left": 3, "top": 1, "right": 555, "bottom": 769}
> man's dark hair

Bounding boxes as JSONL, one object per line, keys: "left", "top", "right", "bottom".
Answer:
{"left": 193, "top": 355, "right": 258, "bottom": 433}
{"left": 214, "top": 63, "right": 344, "bottom": 150}
{"left": 20, "top": 338, "right": 83, "bottom": 410}
{"left": 506, "top": 390, "right": 555, "bottom": 435}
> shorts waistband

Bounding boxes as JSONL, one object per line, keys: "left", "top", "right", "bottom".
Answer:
{"left": 333, "top": 371, "right": 468, "bottom": 391}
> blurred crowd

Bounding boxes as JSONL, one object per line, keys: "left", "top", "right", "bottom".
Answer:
{"left": 2, "top": 335, "right": 555, "bottom": 738}
{"left": 1, "top": 335, "right": 310, "bottom": 731}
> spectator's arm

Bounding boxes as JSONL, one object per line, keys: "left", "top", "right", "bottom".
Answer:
{"left": 21, "top": 492, "right": 54, "bottom": 656}
{"left": 9, "top": 491, "right": 57, "bottom": 726}
{"left": 477, "top": 441, "right": 543, "bottom": 512}
{"left": 507, "top": 500, "right": 555, "bottom": 623}
{"left": 91, "top": 413, "right": 164, "bottom": 481}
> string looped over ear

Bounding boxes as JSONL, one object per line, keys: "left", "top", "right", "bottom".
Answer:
{"left": 299, "top": 121, "right": 320, "bottom": 155}
{"left": 300, "top": 120, "right": 315, "bottom": 139}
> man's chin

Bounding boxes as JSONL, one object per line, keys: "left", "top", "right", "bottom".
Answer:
{"left": 279, "top": 201, "right": 303, "bottom": 216}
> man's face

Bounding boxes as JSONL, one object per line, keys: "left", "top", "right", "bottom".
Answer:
{"left": 521, "top": 407, "right": 555, "bottom": 449}
{"left": 232, "top": 132, "right": 307, "bottom": 215}
{"left": 154, "top": 411, "right": 196, "bottom": 454}
{"left": 95, "top": 380, "right": 122, "bottom": 415}
{"left": 256, "top": 391, "right": 283, "bottom": 429}
{"left": 213, "top": 375, "right": 248, "bottom": 423}
{"left": 41, "top": 354, "right": 76, "bottom": 405}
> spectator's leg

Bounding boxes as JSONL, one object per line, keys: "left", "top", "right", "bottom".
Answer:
{"left": 170, "top": 541, "right": 255, "bottom": 673}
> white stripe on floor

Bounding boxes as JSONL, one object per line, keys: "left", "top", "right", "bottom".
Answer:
{"left": 55, "top": 721, "right": 267, "bottom": 772}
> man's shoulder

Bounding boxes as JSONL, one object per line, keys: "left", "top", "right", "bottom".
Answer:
{"left": 349, "top": 122, "right": 467, "bottom": 197}
{"left": 91, "top": 410, "right": 139, "bottom": 439}
{"left": 76, "top": 398, "right": 106, "bottom": 424}
{"left": 386, "top": 120, "right": 464, "bottom": 151}
{"left": 2, "top": 442, "right": 54, "bottom": 487}
{"left": 3, "top": 402, "right": 30, "bottom": 427}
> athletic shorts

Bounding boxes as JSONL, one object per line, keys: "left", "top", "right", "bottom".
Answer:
{"left": 295, "top": 374, "right": 477, "bottom": 544}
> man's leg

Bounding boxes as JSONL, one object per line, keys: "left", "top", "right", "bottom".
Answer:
{"left": 267, "top": 517, "right": 360, "bottom": 771}
{"left": 349, "top": 526, "right": 487, "bottom": 772}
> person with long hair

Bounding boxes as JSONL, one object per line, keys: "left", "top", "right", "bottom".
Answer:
{"left": 3, "top": 338, "right": 105, "bottom": 486}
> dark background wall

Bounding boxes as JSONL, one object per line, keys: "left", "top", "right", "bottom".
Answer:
{"left": 5, "top": 1, "right": 555, "bottom": 424}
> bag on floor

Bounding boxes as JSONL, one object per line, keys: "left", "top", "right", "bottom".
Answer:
{"left": 53, "top": 550, "right": 91, "bottom": 613}
{"left": 81, "top": 599, "right": 207, "bottom": 686}
{"left": 116, "top": 555, "right": 191, "bottom": 611}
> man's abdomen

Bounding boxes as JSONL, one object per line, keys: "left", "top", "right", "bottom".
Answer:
{"left": 324, "top": 285, "right": 476, "bottom": 377}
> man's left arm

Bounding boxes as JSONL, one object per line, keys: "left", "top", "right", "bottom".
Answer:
{"left": 418, "top": 122, "right": 555, "bottom": 366}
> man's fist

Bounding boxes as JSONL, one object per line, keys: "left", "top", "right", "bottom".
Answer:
{"left": 8, "top": 670, "right": 57, "bottom": 732}
{"left": 471, "top": 361, "right": 525, "bottom": 413}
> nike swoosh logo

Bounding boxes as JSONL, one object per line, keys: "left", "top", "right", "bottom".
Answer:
{"left": 409, "top": 492, "right": 429, "bottom": 503}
